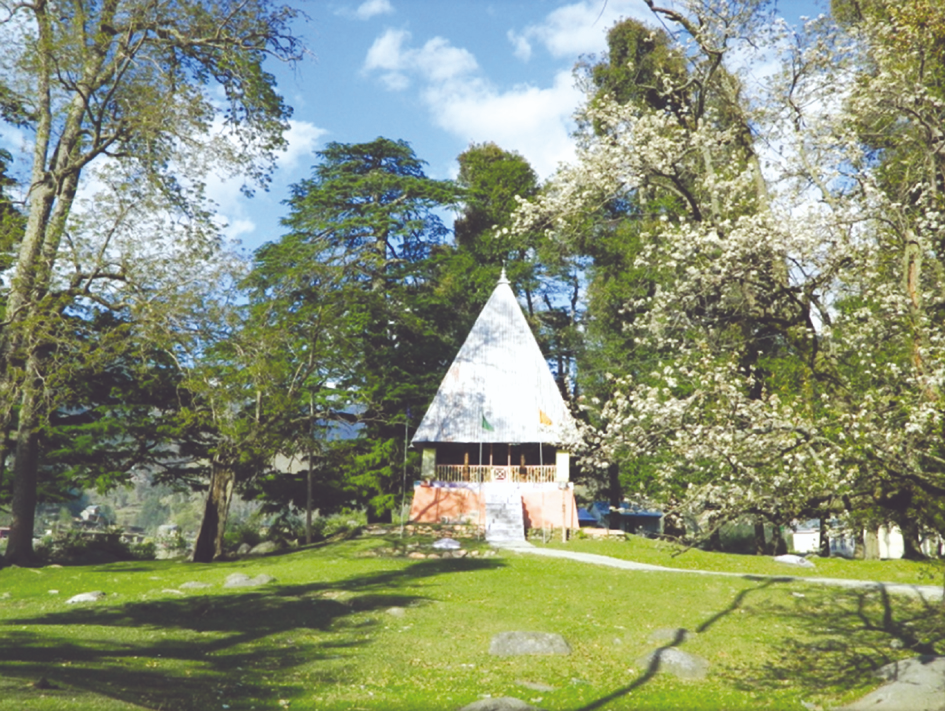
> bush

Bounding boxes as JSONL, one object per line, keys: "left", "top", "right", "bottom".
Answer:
{"left": 36, "top": 528, "right": 139, "bottom": 564}
{"left": 223, "top": 518, "right": 263, "bottom": 552}
{"left": 265, "top": 509, "right": 305, "bottom": 543}
{"left": 129, "top": 541, "right": 156, "bottom": 560}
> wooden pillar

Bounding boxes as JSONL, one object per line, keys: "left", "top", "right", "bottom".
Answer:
{"left": 421, "top": 448, "right": 436, "bottom": 481}
{"left": 555, "top": 449, "right": 570, "bottom": 483}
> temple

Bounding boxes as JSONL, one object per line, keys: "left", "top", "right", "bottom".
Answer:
{"left": 409, "top": 270, "right": 580, "bottom": 542}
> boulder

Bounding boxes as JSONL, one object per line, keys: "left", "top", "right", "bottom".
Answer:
{"left": 489, "top": 631, "right": 571, "bottom": 656}
{"left": 65, "top": 591, "right": 106, "bottom": 604}
{"left": 223, "top": 573, "right": 274, "bottom": 588}
{"left": 180, "top": 581, "right": 211, "bottom": 590}
{"left": 248, "top": 540, "right": 279, "bottom": 556}
{"left": 837, "top": 655, "right": 945, "bottom": 711}
{"left": 636, "top": 647, "right": 710, "bottom": 680}
{"left": 432, "top": 537, "right": 461, "bottom": 550}
{"left": 773, "top": 554, "right": 815, "bottom": 568}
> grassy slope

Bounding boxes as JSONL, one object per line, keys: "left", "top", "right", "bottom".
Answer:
{"left": 0, "top": 535, "right": 942, "bottom": 711}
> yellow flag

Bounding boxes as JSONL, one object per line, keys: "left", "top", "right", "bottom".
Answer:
{"left": 539, "top": 409, "right": 552, "bottom": 426}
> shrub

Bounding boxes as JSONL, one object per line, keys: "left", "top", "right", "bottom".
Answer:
{"left": 265, "top": 509, "right": 306, "bottom": 543}
{"left": 129, "top": 541, "right": 157, "bottom": 560}
{"left": 36, "top": 528, "right": 140, "bottom": 564}
{"left": 223, "top": 519, "right": 263, "bottom": 552}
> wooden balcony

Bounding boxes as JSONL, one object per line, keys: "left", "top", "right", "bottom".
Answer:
{"left": 433, "top": 464, "right": 557, "bottom": 484}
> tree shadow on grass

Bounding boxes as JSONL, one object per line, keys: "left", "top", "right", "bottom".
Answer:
{"left": 571, "top": 578, "right": 781, "bottom": 711}
{"left": 727, "top": 582, "right": 945, "bottom": 697}
{"left": 1, "top": 557, "right": 503, "bottom": 710}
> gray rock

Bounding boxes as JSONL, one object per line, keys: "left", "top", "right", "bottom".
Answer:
{"left": 648, "top": 627, "right": 695, "bottom": 644}
{"left": 837, "top": 655, "right": 945, "bottom": 711}
{"left": 637, "top": 647, "right": 710, "bottom": 680}
{"left": 489, "top": 631, "right": 571, "bottom": 656}
{"left": 248, "top": 540, "right": 279, "bottom": 556}
{"left": 458, "top": 697, "right": 545, "bottom": 711}
{"left": 386, "top": 606, "right": 407, "bottom": 618}
{"left": 179, "top": 581, "right": 211, "bottom": 589}
{"left": 773, "top": 554, "right": 815, "bottom": 568}
{"left": 236, "top": 543, "right": 252, "bottom": 556}
{"left": 65, "top": 591, "right": 106, "bottom": 604}
{"left": 432, "top": 537, "right": 461, "bottom": 550}
{"left": 223, "top": 573, "right": 274, "bottom": 588}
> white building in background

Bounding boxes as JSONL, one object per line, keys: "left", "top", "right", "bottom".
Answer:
{"left": 791, "top": 521, "right": 923, "bottom": 559}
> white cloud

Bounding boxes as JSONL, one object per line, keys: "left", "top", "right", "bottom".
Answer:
{"left": 363, "top": 27, "right": 580, "bottom": 178}
{"left": 277, "top": 120, "right": 329, "bottom": 171}
{"left": 509, "top": 0, "right": 651, "bottom": 59}
{"left": 364, "top": 29, "right": 478, "bottom": 90}
{"left": 335, "top": 0, "right": 395, "bottom": 21}
{"left": 507, "top": 29, "right": 532, "bottom": 62}
{"left": 424, "top": 71, "right": 582, "bottom": 178}
{"left": 361, "top": 3, "right": 664, "bottom": 179}
{"left": 356, "top": 0, "right": 394, "bottom": 20}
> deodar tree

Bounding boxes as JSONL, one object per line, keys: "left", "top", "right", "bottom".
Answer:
{"left": 0, "top": 0, "right": 301, "bottom": 566}
{"left": 275, "top": 138, "right": 461, "bottom": 523}
{"left": 515, "top": 0, "right": 945, "bottom": 553}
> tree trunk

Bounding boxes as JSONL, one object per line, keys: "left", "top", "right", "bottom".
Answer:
{"left": 773, "top": 526, "right": 788, "bottom": 555}
{"left": 818, "top": 516, "right": 831, "bottom": 557}
{"left": 607, "top": 463, "right": 620, "bottom": 509}
{"left": 899, "top": 519, "right": 927, "bottom": 560}
{"left": 707, "top": 525, "right": 722, "bottom": 551}
{"left": 853, "top": 530, "right": 866, "bottom": 559}
{"left": 661, "top": 511, "right": 685, "bottom": 540}
{"left": 3, "top": 385, "right": 42, "bottom": 566}
{"left": 753, "top": 519, "right": 767, "bottom": 556}
{"left": 192, "top": 458, "right": 236, "bottom": 563}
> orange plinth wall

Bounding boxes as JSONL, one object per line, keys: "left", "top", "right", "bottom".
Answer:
{"left": 408, "top": 485, "right": 578, "bottom": 530}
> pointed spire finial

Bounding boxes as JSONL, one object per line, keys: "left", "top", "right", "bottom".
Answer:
{"left": 498, "top": 267, "right": 509, "bottom": 285}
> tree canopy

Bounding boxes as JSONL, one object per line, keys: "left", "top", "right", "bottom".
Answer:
{"left": 0, "top": 0, "right": 302, "bottom": 565}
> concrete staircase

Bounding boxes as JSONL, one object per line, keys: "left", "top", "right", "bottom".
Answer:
{"left": 483, "top": 482, "right": 525, "bottom": 543}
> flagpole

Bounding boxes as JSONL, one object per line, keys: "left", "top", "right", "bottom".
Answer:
{"left": 479, "top": 409, "right": 483, "bottom": 539}
{"left": 400, "top": 408, "right": 410, "bottom": 538}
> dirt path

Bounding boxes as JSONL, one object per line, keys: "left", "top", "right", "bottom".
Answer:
{"left": 494, "top": 541, "right": 944, "bottom": 600}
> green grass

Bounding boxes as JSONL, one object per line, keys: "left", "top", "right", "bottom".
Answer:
{"left": 545, "top": 535, "right": 945, "bottom": 586}
{"left": 1, "top": 534, "right": 942, "bottom": 710}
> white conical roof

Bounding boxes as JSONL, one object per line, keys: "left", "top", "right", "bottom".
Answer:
{"left": 412, "top": 271, "right": 579, "bottom": 446}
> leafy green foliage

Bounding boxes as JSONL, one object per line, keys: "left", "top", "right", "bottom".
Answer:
{"left": 249, "top": 138, "right": 462, "bottom": 522}
{"left": 0, "top": 0, "right": 304, "bottom": 565}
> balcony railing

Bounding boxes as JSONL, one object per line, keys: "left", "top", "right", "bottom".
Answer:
{"left": 434, "top": 464, "right": 557, "bottom": 484}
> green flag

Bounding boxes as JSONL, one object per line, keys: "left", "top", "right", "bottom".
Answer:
{"left": 481, "top": 414, "right": 494, "bottom": 432}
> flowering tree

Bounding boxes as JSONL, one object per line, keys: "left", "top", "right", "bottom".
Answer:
{"left": 515, "top": 0, "right": 945, "bottom": 554}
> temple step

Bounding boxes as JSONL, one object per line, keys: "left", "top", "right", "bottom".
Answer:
{"left": 483, "top": 483, "right": 526, "bottom": 543}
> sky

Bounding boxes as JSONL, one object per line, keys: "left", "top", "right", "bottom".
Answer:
{"left": 2, "top": 0, "right": 827, "bottom": 257}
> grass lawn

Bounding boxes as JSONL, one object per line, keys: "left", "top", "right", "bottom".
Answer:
{"left": 537, "top": 535, "right": 945, "bottom": 587}
{"left": 1, "top": 533, "right": 942, "bottom": 711}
